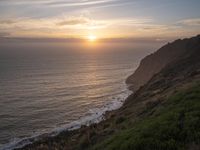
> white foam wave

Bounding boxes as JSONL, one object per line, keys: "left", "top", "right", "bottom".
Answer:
{"left": 1, "top": 87, "right": 131, "bottom": 150}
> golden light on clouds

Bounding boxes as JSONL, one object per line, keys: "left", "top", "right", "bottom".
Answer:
{"left": 0, "top": 15, "right": 199, "bottom": 39}
{"left": 0, "top": 0, "right": 199, "bottom": 39}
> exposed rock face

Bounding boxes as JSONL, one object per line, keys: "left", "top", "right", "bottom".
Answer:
{"left": 126, "top": 35, "right": 200, "bottom": 91}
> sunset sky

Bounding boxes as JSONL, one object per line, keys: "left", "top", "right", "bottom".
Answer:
{"left": 0, "top": 0, "right": 200, "bottom": 40}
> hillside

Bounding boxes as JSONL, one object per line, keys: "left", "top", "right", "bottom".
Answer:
{"left": 17, "top": 35, "right": 200, "bottom": 150}
{"left": 126, "top": 35, "right": 200, "bottom": 91}
{"left": 93, "top": 35, "right": 200, "bottom": 150}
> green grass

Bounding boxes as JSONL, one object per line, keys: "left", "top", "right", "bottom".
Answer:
{"left": 91, "top": 83, "right": 200, "bottom": 150}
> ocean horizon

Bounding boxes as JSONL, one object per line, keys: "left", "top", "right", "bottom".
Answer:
{"left": 0, "top": 41, "right": 163, "bottom": 149}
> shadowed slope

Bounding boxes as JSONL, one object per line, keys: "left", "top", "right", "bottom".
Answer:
{"left": 126, "top": 35, "right": 200, "bottom": 91}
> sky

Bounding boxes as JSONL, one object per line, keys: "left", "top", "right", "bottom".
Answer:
{"left": 0, "top": 0, "right": 200, "bottom": 40}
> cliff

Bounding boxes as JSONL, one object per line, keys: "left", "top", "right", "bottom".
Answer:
{"left": 126, "top": 35, "right": 200, "bottom": 91}
{"left": 17, "top": 35, "right": 200, "bottom": 150}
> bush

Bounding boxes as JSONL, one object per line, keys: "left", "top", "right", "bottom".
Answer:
{"left": 115, "top": 117, "right": 126, "bottom": 124}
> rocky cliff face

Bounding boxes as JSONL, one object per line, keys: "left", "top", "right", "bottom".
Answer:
{"left": 126, "top": 35, "right": 200, "bottom": 91}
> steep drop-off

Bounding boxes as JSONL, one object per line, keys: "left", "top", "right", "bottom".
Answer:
{"left": 126, "top": 35, "right": 200, "bottom": 91}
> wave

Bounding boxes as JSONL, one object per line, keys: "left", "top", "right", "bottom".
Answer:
{"left": 1, "top": 87, "right": 131, "bottom": 150}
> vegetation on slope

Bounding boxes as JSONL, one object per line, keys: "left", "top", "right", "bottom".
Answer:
{"left": 91, "top": 83, "right": 200, "bottom": 150}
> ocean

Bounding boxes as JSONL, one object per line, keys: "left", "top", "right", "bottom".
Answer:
{"left": 0, "top": 41, "right": 162, "bottom": 149}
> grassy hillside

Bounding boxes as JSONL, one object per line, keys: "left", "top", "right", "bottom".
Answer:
{"left": 91, "top": 83, "right": 200, "bottom": 150}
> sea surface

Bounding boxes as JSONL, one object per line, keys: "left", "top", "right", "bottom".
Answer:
{"left": 0, "top": 41, "right": 162, "bottom": 149}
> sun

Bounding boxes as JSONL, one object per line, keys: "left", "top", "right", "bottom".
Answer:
{"left": 88, "top": 35, "right": 97, "bottom": 42}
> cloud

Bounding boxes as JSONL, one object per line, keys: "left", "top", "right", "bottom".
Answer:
{"left": 112, "top": 18, "right": 153, "bottom": 26}
{"left": 45, "top": 0, "right": 117, "bottom": 7}
{"left": 0, "top": 31, "right": 10, "bottom": 37}
{"left": 0, "top": 0, "right": 118, "bottom": 7}
{"left": 0, "top": 19, "right": 16, "bottom": 24}
{"left": 57, "top": 17, "right": 89, "bottom": 26}
{"left": 178, "top": 18, "right": 200, "bottom": 26}
{"left": 56, "top": 16, "right": 109, "bottom": 30}
{"left": 0, "top": 0, "right": 52, "bottom": 5}
{"left": 0, "top": 15, "right": 196, "bottom": 39}
{"left": 56, "top": 17, "right": 153, "bottom": 31}
{"left": 0, "top": 16, "right": 159, "bottom": 38}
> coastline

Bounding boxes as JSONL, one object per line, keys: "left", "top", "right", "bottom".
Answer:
{"left": 4, "top": 35, "right": 200, "bottom": 150}
{"left": 1, "top": 83, "right": 132, "bottom": 150}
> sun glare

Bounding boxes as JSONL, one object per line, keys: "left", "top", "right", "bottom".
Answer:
{"left": 88, "top": 35, "right": 97, "bottom": 42}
